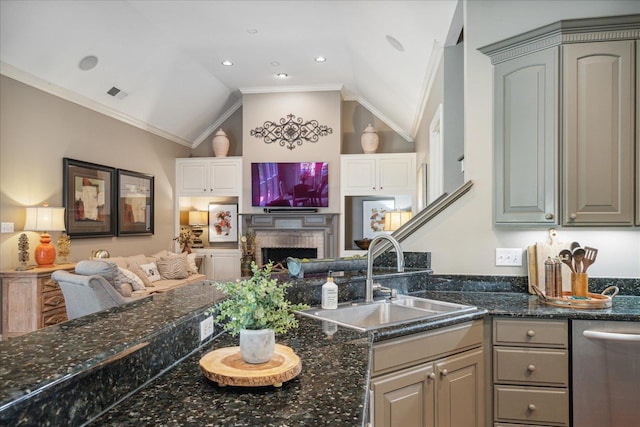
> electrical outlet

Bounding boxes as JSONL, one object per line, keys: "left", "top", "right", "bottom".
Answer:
{"left": 1, "top": 222, "right": 14, "bottom": 233}
{"left": 496, "top": 248, "right": 523, "bottom": 266}
{"left": 200, "top": 316, "right": 214, "bottom": 341}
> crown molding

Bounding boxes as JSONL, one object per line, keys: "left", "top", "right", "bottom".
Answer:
{"left": 0, "top": 61, "right": 193, "bottom": 147}
{"left": 411, "top": 40, "right": 444, "bottom": 138}
{"left": 355, "top": 95, "right": 414, "bottom": 143}
{"left": 239, "top": 84, "right": 343, "bottom": 94}
{"left": 192, "top": 98, "right": 243, "bottom": 149}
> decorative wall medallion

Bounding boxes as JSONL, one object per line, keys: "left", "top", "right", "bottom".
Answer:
{"left": 250, "top": 114, "right": 333, "bottom": 150}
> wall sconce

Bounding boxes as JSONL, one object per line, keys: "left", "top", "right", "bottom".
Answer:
{"left": 188, "top": 211, "right": 208, "bottom": 248}
{"left": 24, "top": 204, "right": 66, "bottom": 268}
{"left": 384, "top": 210, "right": 413, "bottom": 232}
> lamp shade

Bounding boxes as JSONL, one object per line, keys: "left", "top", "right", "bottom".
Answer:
{"left": 384, "top": 210, "right": 413, "bottom": 232}
{"left": 188, "top": 211, "right": 208, "bottom": 226}
{"left": 24, "top": 207, "right": 66, "bottom": 232}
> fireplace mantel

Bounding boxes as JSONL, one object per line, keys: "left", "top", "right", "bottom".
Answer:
{"left": 241, "top": 213, "right": 339, "bottom": 265}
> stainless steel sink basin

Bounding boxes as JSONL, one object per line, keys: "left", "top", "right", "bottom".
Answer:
{"left": 296, "top": 295, "right": 476, "bottom": 332}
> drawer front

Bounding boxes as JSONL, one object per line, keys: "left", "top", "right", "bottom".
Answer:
{"left": 493, "top": 319, "right": 567, "bottom": 348}
{"left": 42, "top": 276, "right": 62, "bottom": 293}
{"left": 494, "top": 385, "right": 569, "bottom": 426}
{"left": 493, "top": 347, "right": 568, "bottom": 386}
{"left": 41, "top": 290, "right": 66, "bottom": 312}
{"left": 373, "top": 320, "right": 482, "bottom": 375}
{"left": 42, "top": 307, "right": 68, "bottom": 327}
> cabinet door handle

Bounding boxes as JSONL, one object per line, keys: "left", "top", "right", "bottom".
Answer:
{"left": 528, "top": 404, "right": 536, "bottom": 412}
{"left": 427, "top": 372, "right": 436, "bottom": 380}
{"left": 527, "top": 364, "right": 536, "bottom": 372}
{"left": 545, "top": 213, "right": 554, "bottom": 220}
{"left": 570, "top": 213, "right": 577, "bottom": 220}
{"left": 440, "top": 369, "right": 448, "bottom": 376}
{"left": 526, "top": 330, "right": 536, "bottom": 337}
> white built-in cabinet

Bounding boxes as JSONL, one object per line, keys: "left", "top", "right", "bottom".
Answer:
{"left": 481, "top": 14, "right": 640, "bottom": 227}
{"left": 339, "top": 153, "right": 417, "bottom": 256}
{"left": 192, "top": 248, "right": 241, "bottom": 282}
{"left": 175, "top": 157, "right": 243, "bottom": 280}
{"left": 341, "top": 154, "right": 416, "bottom": 195}
{"left": 176, "top": 157, "right": 242, "bottom": 196}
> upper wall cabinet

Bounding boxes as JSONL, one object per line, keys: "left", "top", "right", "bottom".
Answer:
{"left": 341, "top": 153, "right": 416, "bottom": 196}
{"left": 480, "top": 14, "right": 640, "bottom": 227}
{"left": 176, "top": 157, "right": 242, "bottom": 196}
{"left": 563, "top": 41, "right": 635, "bottom": 225}
{"left": 493, "top": 47, "right": 559, "bottom": 225}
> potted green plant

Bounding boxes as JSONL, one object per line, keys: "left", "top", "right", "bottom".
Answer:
{"left": 206, "top": 262, "right": 308, "bottom": 364}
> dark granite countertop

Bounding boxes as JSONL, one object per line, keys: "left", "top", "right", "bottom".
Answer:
{"left": 2, "top": 265, "right": 639, "bottom": 426}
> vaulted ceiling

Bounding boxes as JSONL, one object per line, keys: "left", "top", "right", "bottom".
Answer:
{"left": 0, "top": 0, "right": 458, "bottom": 147}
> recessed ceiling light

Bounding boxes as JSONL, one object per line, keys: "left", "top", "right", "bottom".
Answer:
{"left": 221, "top": 60, "right": 233, "bottom": 66}
{"left": 385, "top": 35, "right": 405, "bottom": 52}
{"left": 314, "top": 56, "right": 326, "bottom": 63}
{"left": 270, "top": 61, "right": 280, "bottom": 67}
{"left": 247, "top": 28, "right": 258, "bottom": 34}
{"left": 276, "top": 73, "right": 289, "bottom": 79}
{"left": 78, "top": 55, "right": 98, "bottom": 71}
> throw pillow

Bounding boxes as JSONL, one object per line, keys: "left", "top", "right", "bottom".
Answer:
{"left": 128, "top": 262, "right": 155, "bottom": 287}
{"left": 119, "top": 267, "right": 145, "bottom": 291}
{"left": 139, "top": 262, "right": 162, "bottom": 283}
{"left": 186, "top": 253, "right": 199, "bottom": 274}
{"left": 74, "top": 260, "right": 132, "bottom": 297}
{"left": 156, "top": 254, "right": 189, "bottom": 280}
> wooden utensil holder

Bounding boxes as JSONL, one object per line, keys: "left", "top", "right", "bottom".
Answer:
{"left": 571, "top": 273, "right": 588, "bottom": 297}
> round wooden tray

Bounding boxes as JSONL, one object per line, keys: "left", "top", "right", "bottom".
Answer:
{"left": 199, "top": 344, "right": 301, "bottom": 388}
{"left": 532, "top": 285, "right": 619, "bottom": 309}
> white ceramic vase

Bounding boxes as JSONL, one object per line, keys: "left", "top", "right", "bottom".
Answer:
{"left": 239, "top": 328, "right": 275, "bottom": 364}
{"left": 360, "top": 124, "right": 379, "bottom": 154}
{"left": 212, "top": 129, "right": 230, "bottom": 157}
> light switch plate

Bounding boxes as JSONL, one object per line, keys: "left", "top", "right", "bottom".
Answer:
{"left": 496, "top": 248, "right": 523, "bottom": 266}
{"left": 1, "top": 222, "right": 14, "bottom": 233}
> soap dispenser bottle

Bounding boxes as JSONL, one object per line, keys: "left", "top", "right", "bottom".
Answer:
{"left": 321, "top": 271, "right": 338, "bottom": 309}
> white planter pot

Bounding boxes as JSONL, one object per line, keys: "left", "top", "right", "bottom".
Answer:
{"left": 212, "top": 129, "right": 230, "bottom": 157}
{"left": 239, "top": 328, "right": 275, "bottom": 364}
{"left": 360, "top": 124, "right": 379, "bottom": 154}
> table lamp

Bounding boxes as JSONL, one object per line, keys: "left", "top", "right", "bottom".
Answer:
{"left": 24, "top": 204, "right": 66, "bottom": 268}
{"left": 188, "top": 211, "right": 208, "bottom": 248}
{"left": 384, "top": 210, "right": 413, "bottom": 232}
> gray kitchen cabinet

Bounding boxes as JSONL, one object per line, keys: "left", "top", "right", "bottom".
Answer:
{"left": 369, "top": 320, "right": 484, "bottom": 427}
{"left": 492, "top": 318, "right": 569, "bottom": 427}
{"left": 493, "top": 47, "right": 558, "bottom": 225}
{"left": 562, "top": 40, "right": 635, "bottom": 226}
{"left": 480, "top": 14, "right": 640, "bottom": 227}
{"left": 637, "top": 42, "right": 640, "bottom": 226}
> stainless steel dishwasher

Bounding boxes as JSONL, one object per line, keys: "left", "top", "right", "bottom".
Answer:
{"left": 572, "top": 320, "right": 640, "bottom": 427}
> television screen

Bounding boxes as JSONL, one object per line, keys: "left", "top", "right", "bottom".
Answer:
{"left": 251, "top": 162, "right": 329, "bottom": 207}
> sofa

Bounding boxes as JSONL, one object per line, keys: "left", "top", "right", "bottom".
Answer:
{"left": 52, "top": 250, "right": 207, "bottom": 320}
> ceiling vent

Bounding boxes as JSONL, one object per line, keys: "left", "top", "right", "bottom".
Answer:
{"left": 107, "top": 86, "right": 128, "bottom": 100}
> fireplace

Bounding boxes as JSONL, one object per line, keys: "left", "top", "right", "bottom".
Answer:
{"left": 242, "top": 213, "right": 338, "bottom": 266}
{"left": 262, "top": 247, "right": 318, "bottom": 266}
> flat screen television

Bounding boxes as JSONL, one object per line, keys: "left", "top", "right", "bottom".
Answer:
{"left": 251, "top": 162, "right": 329, "bottom": 208}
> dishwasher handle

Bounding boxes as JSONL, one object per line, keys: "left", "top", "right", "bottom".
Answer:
{"left": 583, "top": 330, "right": 640, "bottom": 342}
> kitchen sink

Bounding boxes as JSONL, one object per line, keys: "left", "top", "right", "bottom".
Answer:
{"left": 296, "top": 295, "right": 477, "bottom": 332}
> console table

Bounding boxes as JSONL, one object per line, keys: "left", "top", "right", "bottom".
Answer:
{"left": 1, "top": 264, "right": 75, "bottom": 338}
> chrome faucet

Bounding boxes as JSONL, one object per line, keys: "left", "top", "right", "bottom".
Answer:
{"left": 365, "top": 234, "right": 404, "bottom": 303}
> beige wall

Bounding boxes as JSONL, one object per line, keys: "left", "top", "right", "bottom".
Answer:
{"left": 191, "top": 106, "right": 244, "bottom": 158}
{"left": 0, "top": 75, "right": 191, "bottom": 270}
{"left": 241, "top": 91, "right": 343, "bottom": 214}
{"left": 404, "top": 0, "right": 640, "bottom": 278}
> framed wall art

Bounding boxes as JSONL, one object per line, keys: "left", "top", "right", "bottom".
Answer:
{"left": 117, "top": 169, "right": 154, "bottom": 236}
{"left": 208, "top": 203, "right": 238, "bottom": 243}
{"left": 63, "top": 158, "right": 116, "bottom": 238}
{"left": 362, "top": 199, "right": 395, "bottom": 239}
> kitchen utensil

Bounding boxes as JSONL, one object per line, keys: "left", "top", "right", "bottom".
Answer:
{"left": 570, "top": 241, "right": 581, "bottom": 252}
{"left": 572, "top": 247, "right": 585, "bottom": 273}
{"left": 558, "top": 249, "right": 575, "bottom": 273}
{"left": 582, "top": 246, "right": 598, "bottom": 273}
